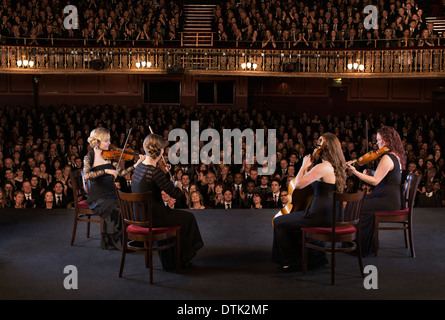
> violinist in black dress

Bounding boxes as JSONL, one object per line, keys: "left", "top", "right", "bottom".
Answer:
{"left": 272, "top": 133, "right": 346, "bottom": 272}
{"left": 347, "top": 126, "right": 406, "bottom": 256}
{"left": 84, "top": 128, "right": 144, "bottom": 250}
{"left": 131, "top": 134, "right": 204, "bottom": 271}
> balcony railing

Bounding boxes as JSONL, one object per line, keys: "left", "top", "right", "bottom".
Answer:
{"left": 1, "top": 41, "right": 445, "bottom": 77}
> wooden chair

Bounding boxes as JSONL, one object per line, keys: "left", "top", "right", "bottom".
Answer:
{"left": 302, "top": 191, "right": 366, "bottom": 285}
{"left": 374, "top": 173, "right": 421, "bottom": 257}
{"left": 70, "top": 169, "right": 102, "bottom": 246}
{"left": 116, "top": 190, "right": 181, "bottom": 284}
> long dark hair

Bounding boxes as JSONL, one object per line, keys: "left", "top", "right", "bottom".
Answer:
{"left": 377, "top": 126, "right": 406, "bottom": 170}
{"left": 319, "top": 133, "right": 346, "bottom": 193}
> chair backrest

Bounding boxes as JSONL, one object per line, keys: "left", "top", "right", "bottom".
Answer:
{"left": 404, "top": 173, "right": 421, "bottom": 211}
{"left": 116, "top": 190, "right": 153, "bottom": 229}
{"left": 70, "top": 170, "right": 88, "bottom": 203}
{"left": 332, "top": 191, "right": 366, "bottom": 228}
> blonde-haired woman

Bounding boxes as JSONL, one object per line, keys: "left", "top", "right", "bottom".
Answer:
{"left": 132, "top": 134, "right": 203, "bottom": 271}
{"left": 272, "top": 133, "right": 346, "bottom": 272}
{"left": 84, "top": 127, "right": 144, "bottom": 250}
{"left": 189, "top": 191, "right": 205, "bottom": 209}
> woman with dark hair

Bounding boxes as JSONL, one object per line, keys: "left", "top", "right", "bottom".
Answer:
{"left": 347, "top": 126, "right": 406, "bottom": 256}
{"left": 272, "top": 133, "right": 346, "bottom": 272}
{"left": 131, "top": 134, "right": 203, "bottom": 271}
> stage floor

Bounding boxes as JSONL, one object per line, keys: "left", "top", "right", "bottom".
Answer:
{"left": 1, "top": 207, "right": 445, "bottom": 301}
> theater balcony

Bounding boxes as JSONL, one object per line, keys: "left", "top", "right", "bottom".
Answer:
{"left": 1, "top": 40, "right": 444, "bottom": 78}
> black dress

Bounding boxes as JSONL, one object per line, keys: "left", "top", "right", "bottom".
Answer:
{"left": 84, "top": 150, "right": 136, "bottom": 250}
{"left": 131, "top": 163, "right": 204, "bottom": 270}
{"left": 272, "top": 181, "right": 334, "bottom": 267}
{"left": 360, "top": 153, "right": 402, "bottom": 256}
{"left": 86, "top": 163, "right": 122, "bottom": 250}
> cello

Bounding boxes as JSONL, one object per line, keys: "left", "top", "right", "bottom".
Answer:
{"left": 273, "top": 136, "right": 326, "bottom": 222}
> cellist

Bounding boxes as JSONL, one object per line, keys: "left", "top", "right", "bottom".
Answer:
{"left": 271, "top": 133, "right": 346, "bottom": 272}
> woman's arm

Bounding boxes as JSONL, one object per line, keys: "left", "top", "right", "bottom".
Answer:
{"left": 292, "top": 156, "right": 333, "bottom": 189}
{"left": 83, "top": 153, "right": 107, "bottom": 180}
{"left": 153, "top": 168, "right": 182, "bottom": 199}
{"left": 347, "top": 154, "right": 393, "bottom": 186}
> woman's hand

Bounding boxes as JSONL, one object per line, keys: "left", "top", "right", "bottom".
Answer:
{"left": 346, "top": 163, "right": 358, "bottom": 174}
{"left": 105, "top": 169, "right": 118, "bottom": 179}
{"left": 301, "top": 155, "right": 313, "bottom": 171}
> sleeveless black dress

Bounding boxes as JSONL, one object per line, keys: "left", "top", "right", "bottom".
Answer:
{"left": 360, "top": 153, "right": 402, "bottom": 256}
{"left": 86, "top": 163, "right": 122, "bottom": 250}
{"left": 272, "top": 181, "right": 335, "bottom": 267}
{"left": 131, "top": 163, "right": 204, "bottom": 270}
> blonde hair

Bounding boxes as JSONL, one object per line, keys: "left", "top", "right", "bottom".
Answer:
{"left": 87, "top": 128, "right": 110, "bottom": 148}
{"left": 143, "top": 134, "right": 168, "bottom": 159}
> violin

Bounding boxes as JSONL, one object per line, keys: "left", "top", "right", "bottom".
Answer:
{"left": 148, "top": 126, "right": 174, "bottom": 182}
{"left": 273, "top": 136, "right": 326, "bottom": 223}
{"left": 156, "top": 154, "right": 171, "bottom": 175}
{"left": 102, "top": 145, "right": 142, "bottom": 162}
{"left": 346, "top": 147, "right": 390, "bottom": 166}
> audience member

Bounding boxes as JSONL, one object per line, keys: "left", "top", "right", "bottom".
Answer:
{"left": 1, "top": 102, "right": 444, "bottom": 210}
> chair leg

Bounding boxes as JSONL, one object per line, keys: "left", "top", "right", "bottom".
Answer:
{"left": 86, "top": 221, "right": 91, "bottom": 238}
{"left": 71, "top": 213, "right": 79, "bottom": 246}
{"left": 404, "top": 222, "right": 409, "bottom": 249}
{"left": 356, "top": 240, "right": 364, "bottom": 278}
{"left": 373, "top": 217, "right": 379, "bottom": 257}
{"left": 408, "top": 223, "right": 415, "bottom": 258}
{"left": 301, "top": 232, "right": 307, "bottom": 275}
{"left": 149, "top": 240, "right": 153, "bottom": 285}
{"left": 119, "top": 233, "right": 128, "bottom": 278}
{"left": 331, "top": 244, "right": 335, "bottom": 285}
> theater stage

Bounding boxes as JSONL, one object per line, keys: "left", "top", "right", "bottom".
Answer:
{"left": 1, "top": 207, "right": 444, "bottom": 301}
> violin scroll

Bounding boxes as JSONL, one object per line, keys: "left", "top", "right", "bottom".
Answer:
{"left": 311, "top": 136, "right": 327, "bottom": 160}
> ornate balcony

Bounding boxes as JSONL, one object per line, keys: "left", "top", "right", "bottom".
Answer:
{"left": 1, "top": 42, "right": 445, "bottom": 78}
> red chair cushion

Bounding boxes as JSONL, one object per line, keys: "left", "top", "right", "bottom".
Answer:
{"left": 375, "top": 208, "right": 409, "bottom": 216}
{"left": 127, "top": 224, "right": 180, "bottom": 235}
{"left": 301, "top": 225, "right": 356, "bottom": 235}
{"left": 78, "top": 200, "right": 90, "bottom": 209}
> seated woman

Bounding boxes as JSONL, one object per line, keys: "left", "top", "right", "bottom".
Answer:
{"left": 347, "top": 126, "right": 406, "bottom": 256}
{"left": 189, "top": 191, "right": 206, "bottom": 209}
{"left": 42, "top": 190, "right": 55, "bottom": 209}
{"left": 272, "top": 133, "right": 346, "bottom": 272}
{"left": 131, "top": 133, "right": 204, "bottom": 271}
{"left": 84, "top": 127, "right": 144, "bottom": 250}
{"left": 251, "top": 192, "right": 263, "bottom": 209}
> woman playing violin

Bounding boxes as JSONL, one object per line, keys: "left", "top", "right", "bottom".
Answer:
{"left": 346, "top": 126, "right": 406, "bottom": 256}
{"left": 272, "top": 133, "right": 346, "bottom": 272}
{"left": 84, "top": 128, "right": 145, "bottom": 250}
{"left": 131, "top": 134, "right": 203, "bottom": 271}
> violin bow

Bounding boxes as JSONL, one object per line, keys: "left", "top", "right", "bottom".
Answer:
{"left": 116, "top": 128, "right": 132, "bottom": 170}
{"left": 148, "top": 125, "right": 174, "bottom": 182}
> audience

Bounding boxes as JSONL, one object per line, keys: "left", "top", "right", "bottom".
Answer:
{"left": 0, "top": 102, "right": 444, "bottom": 210}
{"left": 0, "top": 0, "right": 184, "bottom": 46}
{"left": 213, "top": 0, "right": 442, "bottom": 48}
{"left": 0, "top": 0, "right": 442, "bottom": 48}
